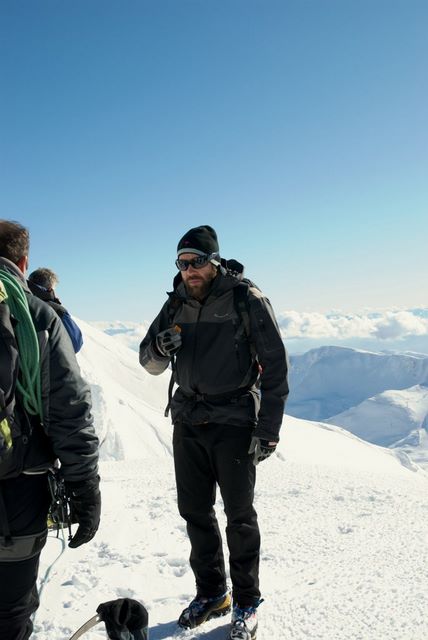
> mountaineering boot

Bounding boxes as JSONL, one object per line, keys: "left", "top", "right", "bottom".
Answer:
{"left": 229, "top": 601, "right": 262, "bottom": 640}
{"left": 177, "top": 591, "right": 231, "bottom": 629}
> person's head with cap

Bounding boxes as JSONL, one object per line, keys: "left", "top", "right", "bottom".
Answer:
{"left": 175, "top": 225, "right": 220, "bottom": 300}
{"left": 177, "top": 224, "right": 219, "bottom": 258}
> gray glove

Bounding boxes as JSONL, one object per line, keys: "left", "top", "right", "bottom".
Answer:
{"left": 248, "top": 437, "right": 278, "bottom": 465}
{"left": 155, "top": 327, "right": 182, "bottom": 357}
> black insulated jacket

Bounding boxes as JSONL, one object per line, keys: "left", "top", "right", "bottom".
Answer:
{"left": 0, "top": 257, "right": 98, "bottom": 483}
{"left": 140, "top": 270, "right": 289, "bottom": 441}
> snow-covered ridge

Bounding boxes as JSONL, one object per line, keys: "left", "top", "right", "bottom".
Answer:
{"left": 287, "top": 345, "right": 428, "bottom": 467}
{"left": 76, "top": 319, "right": 172, "bottom": 461}
{"left": 289, "top": 346, "right": 428, "bottom": 422}
{"left": 327, "top": 384, "right": 428, "bottom": 446}
{"left": 327, "top": 384, "right": 428, "bottom": 467}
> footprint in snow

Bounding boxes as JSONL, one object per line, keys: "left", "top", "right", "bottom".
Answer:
{"left": 338, "top": 525, "right": 354, "bottom": 534}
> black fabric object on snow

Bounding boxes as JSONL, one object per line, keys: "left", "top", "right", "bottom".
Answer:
{"left": 177, "top": 225, "right": 219, "bottom": 257}
{"left": 96, "top": 598, "right": 149, "bottom": 640}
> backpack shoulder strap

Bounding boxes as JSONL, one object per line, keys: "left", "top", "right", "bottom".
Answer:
{"left": 0, "top": 297, "right": 19, "bottom": 428}
{"left": 164, "top": 294, "right": 184, "bottom": 417}
{"left": 167, "top": 294, "right": 183, "bottom": 325}
{"left": 233, "top": 281, "right": 257, "bottom": 359}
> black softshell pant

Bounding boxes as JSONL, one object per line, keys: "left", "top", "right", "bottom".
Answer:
{"left": 0, "top": 474, "right": 50, "bottom": 640}
{"left": 173, "top": 423, "right": 261, "bottom": 607}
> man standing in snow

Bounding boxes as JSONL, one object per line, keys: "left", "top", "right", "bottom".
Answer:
{"left": 28, "top": 267, "right": 83, "bottom": 353}
{"left": 0, "top": 220, "right": 100, "bottom": 640}
{"left": 140, "top": 225, "right": 288, "bottom": 640}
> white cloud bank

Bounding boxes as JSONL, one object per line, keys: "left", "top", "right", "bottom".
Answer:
{"left": 277, "top": 308, "right": 428, "bottom": 341}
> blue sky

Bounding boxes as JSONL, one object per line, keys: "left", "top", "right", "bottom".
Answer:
{"left": 1, "top": 0, "right": 427, "bottom": 321}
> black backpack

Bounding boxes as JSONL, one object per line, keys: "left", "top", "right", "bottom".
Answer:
{"left": 0, "top": 278, "right": 38, "bottom": 480}
{"left": 220, "top": 258, "right": 258, "bottom": 358}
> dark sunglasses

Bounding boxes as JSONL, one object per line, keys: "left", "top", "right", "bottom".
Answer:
{"left": 175, "top": 253, "right": 219, "bottom": 271}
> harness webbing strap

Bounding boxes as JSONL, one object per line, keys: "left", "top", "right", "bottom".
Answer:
{"left": 164, "top": 360, "right": 176, "bottom": 418}
{"left": 0, "top": 486, "right": 12, "bottom": 546}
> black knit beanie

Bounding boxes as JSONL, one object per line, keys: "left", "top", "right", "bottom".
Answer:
{"left": 177, "top": 225, "right": 219, "bottom": 257}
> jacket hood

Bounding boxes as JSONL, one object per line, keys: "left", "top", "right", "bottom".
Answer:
{"left": 0, "top": 256, "right": 30, "bottom": 292}
{"left": 28, "top": 279, "right": 62, "bottom": 304}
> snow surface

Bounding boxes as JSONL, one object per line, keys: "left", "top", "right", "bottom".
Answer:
{"left": 327, "top": 385, "right": 428, "bottom": 447}
{"left": 287, "top": 347, "right": 428, "bottom": 467}
{"left": 33, "top": 322, "right": 428, "bottom": 640}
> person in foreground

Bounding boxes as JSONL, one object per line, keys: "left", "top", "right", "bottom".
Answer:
{"left": 0, "top": 220, "right": 100, "bottom": 640}
{"left": 139, "top": 225, "right": 288, "bottom": 640}
{"left": 27, "top": 267, "right": 83, "bottom": 353}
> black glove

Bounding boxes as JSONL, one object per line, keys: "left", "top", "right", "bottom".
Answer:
{"left": 65, "top": 475, "right": 101, "bottom": 548}
{"left": 248, "top": 437, "right": 278, "bottom": 466}
{"left": 96, "top": 598, "right": 149, "bottom": 640}
{"left": 155, "top": 326, "right": 182, "bottom": 357}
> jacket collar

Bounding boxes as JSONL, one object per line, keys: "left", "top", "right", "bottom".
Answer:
{"left": 0, "top": 256, "right": 30, "bottom": 292}
{"left": 169, "top": 267, "right": 241, "bottom": 303}
{"left": 27, "top": 279, "right": 61, "bottom": 303}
